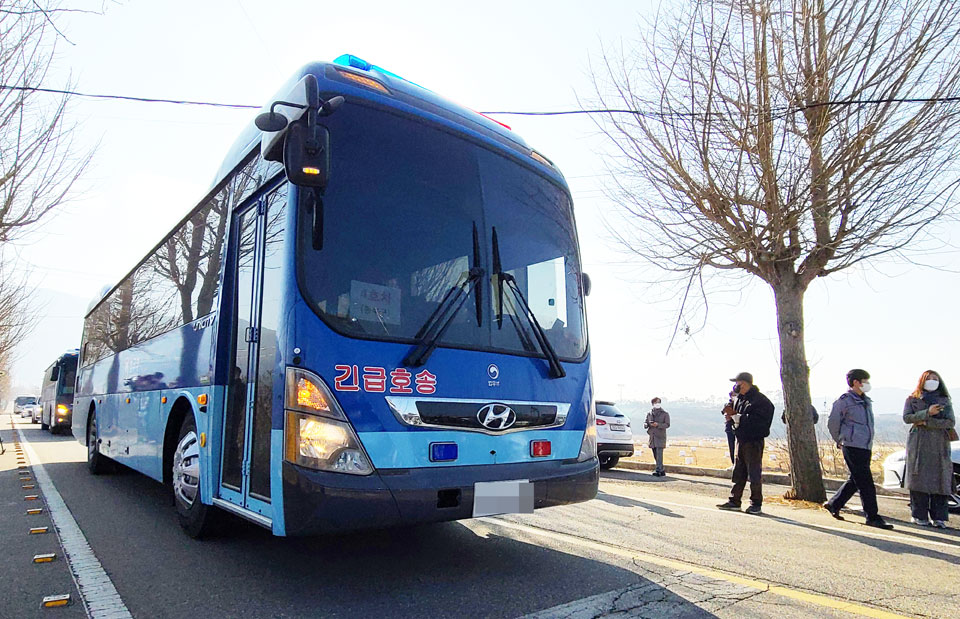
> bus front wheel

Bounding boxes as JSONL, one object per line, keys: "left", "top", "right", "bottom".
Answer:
{"left": 172, "top": 416, "right": 215, "bottom": 538}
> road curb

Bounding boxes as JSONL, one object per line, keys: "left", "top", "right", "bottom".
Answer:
{"left": 616, "top": 460, "right": 900, "bottom": 496}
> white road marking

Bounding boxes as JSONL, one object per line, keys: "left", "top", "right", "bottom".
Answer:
{"left": 600, "top": 487, "right": 960, "bottom": 551}
{"left": 17, "top": 426, "right": 132, "bottom": 619}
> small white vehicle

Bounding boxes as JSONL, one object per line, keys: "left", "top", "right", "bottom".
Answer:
{"left": 29, "top": 403, "right": 43, "bottom": 424}
{"left": 882, "top": 441, "right": 960, "bottom": 513}
{"left": 14, "top": 395, "right": 37, "bottom": 417}
{"left": 596, "top": 401, "right": 634, "bottom": 470}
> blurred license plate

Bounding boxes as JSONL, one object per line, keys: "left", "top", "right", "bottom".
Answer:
{"left": 473, "top": 480, "right": 534, "bottom": 517}
{"left": 611, "top": 424, "right": 627, "bottom": 431}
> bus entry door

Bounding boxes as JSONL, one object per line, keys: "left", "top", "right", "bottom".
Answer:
{"left": 219, "top": 186, "right": 287, "bottom": 519}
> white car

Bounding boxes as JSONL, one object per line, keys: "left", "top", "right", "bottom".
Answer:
{"left": 596, "top": 401, "right": 634, "bottom": 470}
{"left": 29, "top": 403, "right": 43, "bottom": 424}
{"left": 882, "top": 441, "right": 960, "bottom": 513}
{"left": 14, "top": 395, "right": 37, "bottom": 417}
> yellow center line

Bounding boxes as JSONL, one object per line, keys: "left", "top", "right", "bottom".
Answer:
{"left": 481, "top": 517, "right": 909, "bottom": 619}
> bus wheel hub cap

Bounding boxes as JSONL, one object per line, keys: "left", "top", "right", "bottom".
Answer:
{"left": 173, "top": 431, "right": 200, "bottom": 507}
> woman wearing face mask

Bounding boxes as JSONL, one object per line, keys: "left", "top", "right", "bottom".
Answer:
{"left": 903, "top": 370, "right": 956, "bottom": 528}
{"left": 645, "top": 397, "right": 670, "bottom": 476}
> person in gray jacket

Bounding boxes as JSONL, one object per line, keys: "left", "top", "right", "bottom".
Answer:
{"left": 644, "top": 397, "right": 670, "bottom": 476}
{"left": 903, "top": 370, "right": 955, "bottom": 528}
{"left": 824, "top": 369, "right": 894, "bottom": 529}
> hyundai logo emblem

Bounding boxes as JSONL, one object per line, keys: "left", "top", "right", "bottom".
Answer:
{"left": 487, "top": 364, "right": 500, "bottom": 380}
{"left": 477, "top": 403, "right": 517, "bottom": 430}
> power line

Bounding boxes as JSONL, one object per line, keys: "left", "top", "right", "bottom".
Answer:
{"left": 0, "top": 84, "right": 259, "bottom": 109}
{"left": 4, "top": 83, "right": 960, "bottom": 117}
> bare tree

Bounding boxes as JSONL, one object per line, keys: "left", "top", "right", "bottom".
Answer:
{"left": 0, "top": 0, "right": 92, "bottom": 243}
{"left": 0, "top": 1, "right": 95, "bottom": 375}
{"left": 590, "top": 0, "right": 960, "bottom": 501}
{"left": 0, "top": 258, "right": 34, "bottom": 366}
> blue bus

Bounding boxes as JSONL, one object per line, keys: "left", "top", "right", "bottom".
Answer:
{"left": 74, "top": 56, "right": 596, "bottom": 537}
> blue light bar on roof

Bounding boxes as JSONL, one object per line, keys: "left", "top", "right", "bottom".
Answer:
{"left": 332, "top": 54, "right": 425, "bottom": 90}
{"left": 334, "top": 54, "right": 371, "bottom": 71}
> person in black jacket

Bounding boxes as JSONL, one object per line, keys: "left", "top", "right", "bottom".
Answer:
{"left": 717, "top": 372, "right": 775, "bottom": 514}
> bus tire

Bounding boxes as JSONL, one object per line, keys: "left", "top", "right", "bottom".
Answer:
{"left": 41, "top": 420, "right": 49, "bottom": 431}
{"left": 599, "top": 454, "right": 619, "bottom": 470}
{"left": 173, "top": 416, "right": 215, "bottom": 538}
{"left": 87, "top": 411, "right": 111, "bottom": 475}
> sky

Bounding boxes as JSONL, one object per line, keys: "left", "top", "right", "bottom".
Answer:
{"left": 6, "top": 0, "right": 960, "bottom": 411}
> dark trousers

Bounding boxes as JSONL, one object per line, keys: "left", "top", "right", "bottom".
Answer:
{"left": 729, "top": 439, "right": 764, "bottom": 506}
{"left": 651, "top": 447, "right": 664, "bottom": 473}
{"left": 910, "top": 491, "right": 949, "bottom": 522}
{"left": 725, "top": 428, "right": 736, "bottom": 464}
{"left": 826, "top": 446, "right": 878, "bottom": 519}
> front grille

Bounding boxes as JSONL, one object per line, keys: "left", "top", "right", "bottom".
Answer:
{"left": 416, "top": 401, "right": 558, "bottom": 430}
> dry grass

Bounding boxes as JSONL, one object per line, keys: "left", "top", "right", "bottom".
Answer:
{"left": 626, "top": 438, "right": 900, "bottom": 481}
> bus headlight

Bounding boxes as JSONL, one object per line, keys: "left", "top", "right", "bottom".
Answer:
{"left": 284, "top": 412, "right": 373, "bottom": 475}
{"left": 56, "top": 404, "right": 70, "bottom": 421}
{"left": 283, "top": 367, "right": 373, "bottom": 475}
{"left": 577, "top": 403, "right": 597, "bottom": 462}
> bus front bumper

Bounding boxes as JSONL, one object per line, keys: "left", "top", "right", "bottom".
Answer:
{"left": 282, "top": 457, "right": 598, "bottom": 536}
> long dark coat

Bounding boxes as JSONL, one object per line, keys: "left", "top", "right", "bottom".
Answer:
{"left": 903, "top": 395, "right": 955, "bottom": 495}
{"left": 644, "top": 409, "right": 670, "bottom": 448}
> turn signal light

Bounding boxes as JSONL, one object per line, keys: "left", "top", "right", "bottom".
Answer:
{"left": 296, "top": 377, "right": 330, "bottom": 412}
{"left": 302, "top": 166, "right": 320, "bottom": 176}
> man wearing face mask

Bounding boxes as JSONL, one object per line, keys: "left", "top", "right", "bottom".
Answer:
{"left": 824, "top": 369, "right": 894, "bottom": 529}
{"left": 645, "top": 397, "right": 670, "bottom": 476}
{"left": 717, "top": 372, "right": 775, "bottom": 514}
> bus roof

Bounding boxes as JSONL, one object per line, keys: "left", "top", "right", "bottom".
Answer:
{"left": 211, "top": 59, "right": 565, "bottom": 192}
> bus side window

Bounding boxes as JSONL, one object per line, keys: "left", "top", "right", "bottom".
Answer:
{"left": 49, "top": 366, "right": 60, "bottom": 382}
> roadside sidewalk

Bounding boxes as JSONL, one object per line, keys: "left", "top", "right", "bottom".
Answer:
{"left": 0, "top": 413, "right": 84, "bottom": 616}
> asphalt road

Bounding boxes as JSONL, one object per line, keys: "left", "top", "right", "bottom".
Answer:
{"left": 3, "top": 412, "right": 958, "bottom": 618}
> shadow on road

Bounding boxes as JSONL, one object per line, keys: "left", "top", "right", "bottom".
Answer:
{"left": 595, "top": 490, "right": 685, "bottom": 518}
{"left": 763, "top": 512, "right": 960, "bottom": 565}
{"left": 603, "top": 468, "right": 731, "bottom": 490}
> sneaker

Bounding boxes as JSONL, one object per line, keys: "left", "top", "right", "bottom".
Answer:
{"left": 931, "top": 520, "right": 948, "bottom": 529}
{"left": 823, "top": 502, "right": 844, "bottom": 521}
{"left": 911, "top": 517, "right": 932, "bottom": 526}
{"left": 716, "top": 501, "right": 741, "bottom": 510}
{"left": 865, "top": 517, "right": 894, "bottom": 530}
{"left": 745, "top": 504, "right": 763, "bottom": 515}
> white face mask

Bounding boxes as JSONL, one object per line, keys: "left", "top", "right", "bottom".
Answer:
{"left": 860, "top": 381, "right": 872, "bottom": 393}
{"left": 653, "top": 403, "right": 661, "bottom": 410}
{"left": 924, "top": 379, "right": 940, "bottom": 392}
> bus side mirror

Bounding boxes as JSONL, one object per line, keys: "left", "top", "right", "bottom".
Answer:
{"left": 49, "top": 366, "right": 60, "bottom": 382}
{"left": 284, "top": 119, "right": 331, "bottom": 189}
{"left": 581, "top": 272, "right": 592, "bottom": 296}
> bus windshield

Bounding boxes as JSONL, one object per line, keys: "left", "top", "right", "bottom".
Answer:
{"left": 58, "top": 357, "right": 77, "bottom": 395}
{"left": 297, "top": 104, "right": 586, "bottom": 359}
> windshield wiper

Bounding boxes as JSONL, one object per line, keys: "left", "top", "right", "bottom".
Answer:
{"left": 403, "top": 224, "right": 485, "bottom": 367}
{"left": 491, "top": 227, "right": 566, "bottom": 379}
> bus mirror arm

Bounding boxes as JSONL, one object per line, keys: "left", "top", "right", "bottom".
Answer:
{"left": 306, "top": 188, "right": 324, "bottom": 251}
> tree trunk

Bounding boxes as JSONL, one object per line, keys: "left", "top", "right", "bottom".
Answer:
{"left": 772, "top": 282, "right": 826, "bottom": 503}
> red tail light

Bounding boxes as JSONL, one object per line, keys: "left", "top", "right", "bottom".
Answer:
{"left": 596, "top": 418, "right": 607, "bottom": 425}
{"left": 530, "top": 440, "right": 552, "bottom": 457}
